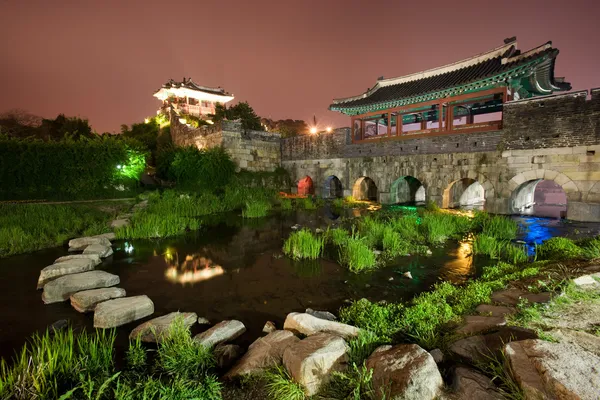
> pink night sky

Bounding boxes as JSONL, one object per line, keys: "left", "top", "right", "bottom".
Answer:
{"left": 1, "top": 0, "right": 599, "bottom": 133}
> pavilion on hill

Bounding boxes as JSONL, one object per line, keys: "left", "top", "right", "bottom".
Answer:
{"left": 153, "top": 77, "right": 234, "bottom": 118}
{"left": 329, "top": 37, "right": 571, "bottom": 142}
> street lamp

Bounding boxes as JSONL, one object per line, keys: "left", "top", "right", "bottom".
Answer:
{"left": 309, "top": 127, "right": 318, "bottom": 135}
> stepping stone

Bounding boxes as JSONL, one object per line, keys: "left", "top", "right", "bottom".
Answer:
{"left": 573, "top": 274, "right": 600, "bottom": 289}
{"left": 491, "top": 288, "right": 526, "bottom": 306}
{"left": 54, "top": 254, "right": 101, "bottom": 266}
{"left": 225, "top": 330, "right": 300, "bottom": 378}
{"left": 129, "top": 311, "right": 197, "bottom": 342}
{"left": 214, "top": 344, "right": 244, "bottom": 369}
{"left": 365, "top": 344, "right": 443, "bottom": 400}
{"left": 93, "top": 233, "right": 116, "bottom": 241}
{"left": 455, "top": 316, "right": 506, "bottom": 336}
{"left": 69, "top": 236, "right": 111, "bottom": 251}
{"left": 449, "top": 326, "right": 538, "bottom": 364}
{"left": 284, "top": 312, "right": 360, "bottom": 339}
{"left": 284, "top": 333, "right": 349, "bottom": 396}
{"left": 452, "top": 367, "right": 504, "bottom": 400}
{"left": 42, "top": 271, "right": 120, "bottom": 304}
{"left": 475, "top": 304, "right": 516, "bottom": 317}
{"left": 94, "top": 295, "right": 154, "bottom": 328}
{"left": 110, "top": 219, "right": 129, "bottom": 229}
{"left": 83, "top": 244, "right": 113, "bottom": 258}
{"left": 37, "top": 258, "right": 97, "bottom": 289}
{"left": 194, "top": 320, "right": 246, "bottom": 348}
{"left": 550, "top": 328, "right": 600, "bottom": 357}
{"left": 522, "top": 292, "right": 552, "bottom": 304}
{"left": 70, "top": 287, "right": 126, "bottom": 313}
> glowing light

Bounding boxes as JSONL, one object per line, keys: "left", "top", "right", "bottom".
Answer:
{"left": 124, "top": 242, "right": 134, "bottom": 254}
{"left": 144, "top": 118, "right": 150, "bottom": 124}
{"left": 309, "top": 127, "right": 317, "bottom": 134}
{"left": 326, "top": 127, "right": 332, "bottom": 133}
{"left": 206, "top": 120, "right": 214, "bottom": 125}
{"left": 116, "top": 164, "right": 122, "bottom": 169}
{"left": 163, "top": 251, "right": 225, "bottom": 285}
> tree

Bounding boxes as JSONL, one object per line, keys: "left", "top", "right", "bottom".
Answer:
{"left": 260, "top": 118, "right": 308, "bottom": 138}
{"left": 212, "top": 101, "right": 264, "bottom": 131}
{"left": 38, "top": 114, "right": 95, "bottom": 140}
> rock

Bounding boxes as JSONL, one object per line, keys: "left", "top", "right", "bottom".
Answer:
{"left": 94, "top": 233, "right": 116, "bottom": 241}
{"left": 37, "top": 258, "right": 97, "bottom": 289}
{"left": 110, "top": 219, "right": 130, "bottom": 229}
{"left": 263, "top": 321, "right": 277, "bottom": 334}
{"left": 365, "top": 344, "right": 443, "bottom": 400}
{"left": 315, "top": 228, "right": 323, "bottom": 234}
{"left": 54, "top": 254, "right": 101, "bottom": 266}
{"left": 449, "top": 326, "right": 537, "bottom": 364}
{"left": 283, "top": 312, "right": 360, "bottom": 339}
{"left": 197, "top": 317, "right": 210, "bottom": 325}
{"left": 429, "top": 348, "right": 444, "bottom": 364}
{"left": 214, "top": 344, "right": 244, "bottom": 369}
{"left": 522, "top": 292, "right": 552, "bottom": 304}
{"left": 403, "top": 271, "right": 413, "bottom": 279}
{"left": 455, "top": 316, "right": 506, "bottom": 336}
{"left": 93, "top": 295, "right": 154, "bottom": 328}
{"left": 48, "top": 319, "right": 69, "bottom": 333}
{"left": 129, "top": 311, "right": 197, "bottom": 342}
{"left": 68, "top": 236, "right": 111, "bottom": 251}
{"left": 373, "top": 250, "right": 382, "bottom": 256}
{"left": 425, "top": 249, "right": 433, "bottom": 256}
{"left": 226, "top": 330, "right": 300, "bottom": 378}
{"left": 452, "top": 367, "right": 504, "bottom": 400}
{"left": 506, "top": 339, "right": 600, "bottom": 400}
{"left": 70, "top": 287, "right": 126, "bottom": 313}
{"left": 388, "top": 277, "right": 394, "bottom": 281}
{"left": 193, "top": 320, "right": 246, "bottom": 348}
{"left": 573, "top": 274, "right": 600, "bottom": 289}
{"left": 475, "top": 304, "right": 516, "bottom": 317}
{"left": 83, "top": 244, "right": 113, "bottom": 258}
{"left": 491, "top": 288, "right": 527, "bottom": 306}
{"left": 283, "top": 333, "right": 348, "bottom": 396}
{"left": 42, "top": 271, "right": 120, "bottom": 304}
{"left": 306, "top": 308, "right": 337, "bottom": 321}
{"left": 550, "top": 328, "right": 600, "bottom": 357}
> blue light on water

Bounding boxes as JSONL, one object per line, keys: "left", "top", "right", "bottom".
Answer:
{"left": 515, "top": 216, "right": 560, "bottom": 255}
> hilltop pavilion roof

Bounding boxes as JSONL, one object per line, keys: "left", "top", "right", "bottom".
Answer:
{"left": 153, "top": 78, "right": 234, "bottom": 102}
{"left": 330, "top": 39, "right": 571, "bottom": 115}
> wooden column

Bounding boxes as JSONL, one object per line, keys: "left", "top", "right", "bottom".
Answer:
{"left": 396, "top": 114, "right": 401, "bottom": 136}
{"left": 351, "top": 116, "right": 356, "bottom": 143}
{"left": 361, "top": 119, "right": 365, "bottom": 141}
{"left": 438, "top": 101, "right": 444, "bottom": 131}
{"left": 447, "top": 104, "right": 454, "bottom": 132}
{"left": 387, "top": 112, "right": 392, "bottom": 137}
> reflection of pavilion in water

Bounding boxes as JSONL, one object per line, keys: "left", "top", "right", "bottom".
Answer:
{"left": 163, "top": 250, "right": 225, "bottom": 285}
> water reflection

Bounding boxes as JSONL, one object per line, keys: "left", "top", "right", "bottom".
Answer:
{"left": 162, "top": 249, "right": 225, "bottom": 285}
{"left": 438, "top": 239, "right": 474, "bottom": 283}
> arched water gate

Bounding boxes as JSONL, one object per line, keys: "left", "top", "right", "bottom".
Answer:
{"left": 390, "top": 176, "right": 425, "bottom": 204}
{"left": 297, "top": 176, "right": 314, "bottom": 196}
{"left": 323, "top": 175, "right": 343, "bottom": 198}
{"left": 511, "top": 179, "right": 567, "bottom": 218}
{"left": 443, "top": 178, "right": 485, "bottom": 209}
{"left": 352, "top": 177, "right": 378, "bottom": 201}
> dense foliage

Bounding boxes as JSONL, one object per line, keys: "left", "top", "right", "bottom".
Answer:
{"left": 212, "top": 102, "right": 263, "bottom": 131}
{"left": 0, "top": 134, "right": 147, "bottom": 200}
{"left": 0, "top": 111, "right": 95, "bottom": 140}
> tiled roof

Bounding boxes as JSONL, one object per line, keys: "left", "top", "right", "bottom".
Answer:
{"left": 330, "top": 40, "right": 570, "bottom": 113}
{"left": 159, "top": 78, "right": 232, "bottom": 97}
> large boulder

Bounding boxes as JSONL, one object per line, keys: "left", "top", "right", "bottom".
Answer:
{"left": 193, "top": 320, "right": 246, "bottom": 348}
{"left": 70, "top": 287, "right": 126, "bottom": 313}
{"left": 226, "top": 330, "right": 300, "bottom": 378}
{"left": 283, "top": 312, "right": 360, "bottom": 339}
{"left": 37, "top": 258, "right": 97, "bottom": 289}
{"left": 505, "top": 339, "right": 600, "bottom": 400}
{"left": 283, "top": 333, "right": 348, "bottom": 396}
{"left": 452, "top": 367, "right": 504, "bottom": 400}
{"left": 42, "top": 271, "right": 120, "bottom": 304}
{"left": 54, "top": 254, "right": 101, "bottom": 266}
{"left": 365, "top": 344, "right": 443, "bottom": 400}
{"left": 550, "top": 328, "right": 600, "bottom": 357}
{"left": 68, "top": 236, "right": 111, "bottom": 251}
{"left": 129, "top": 311, "right": 197, "bottom": 342}
{"left": 93, "top": 295, "right": 154, "bottom": 328}
{"left": 83, "top": 244, "right": 113, "bottom": 258}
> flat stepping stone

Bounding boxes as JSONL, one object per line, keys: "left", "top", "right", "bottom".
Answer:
{"left": 110, "top": 219, "right": 130, "bottom": 228}
{"left": 37, "top": 258, "right": 97, "bottom": 289}
{"left": 129, "top": 311, "right": 197, "bottom": 342}
{"left": 83, "top": 244, "right": 113, "bottom": 258}
{"left": 452, "top": 367, "right": 504, "bottom": 400}
{"left": 491, "top": 288, "right": 527, "bottom": 306}
{"left": 193, "top": 320, "right": 246, "bottom": 348}
{"left": 69, "top": 236, "right": 111, "bottom": 251}
{"left": 475, "top": 304, "right": 516, "bottom": 317}
{"left": 573, "top": 274, "right": 600, "bottom": 289}
{"left": 70, "top": 287, "right": 126, "bottom": 313}
{"left": 455, "top": 316, "right": 506, "bottom": 336}
{"left": 449, "top": 326, "right": 538, "bottom": 364}
{"left": 42, "top": 271, "right": 120, "bottom": 304}
{"left": 94, "top": 295, "right": 154, "bottom": 328}
{"left": 54, "top": 254, "right": 101, "bottom": 266}
{"left": 284, "top": 312, "right": 360, "bottom": 339}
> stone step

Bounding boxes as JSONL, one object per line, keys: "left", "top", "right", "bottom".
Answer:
{"left": 193, "top": 320, "right": 246, "bottom": 348}
{"left": 129, "top": 311, "right": 197, "bottom": 342}
{"left": 455, "top": 316, "right": 506, "bottom": 336}
{"left": 83, "top": 244, "right": 113, "bottom": 258}
{"left": 42, "top": 271, "right": 120, "bottom": 304}
{"left": 54, "top": 254, "right": 101, "bottom": 266}
{"left": 68, "top": 236, "right": 111, "bottom": 251}
{"left": 93, "top": 295, "right": 154, "bottom": 328}
{"left": 491, "top": 289, "right": 552, "bottom": 306}
{"left": 283, "top": 312, "right": 360, "bottom": 339}
{"left": 37, "top": 258, "right": 97, "bottom": 289}
{"left": 475, "top": 304, "right": 516, "bottom": 317}
{"left": 70, "top": 287, "right": 126, "bottom": 313}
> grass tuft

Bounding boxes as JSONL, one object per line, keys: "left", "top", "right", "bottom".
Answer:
{"left": 283, "top": 229, "right": 324, "bottom": 260}
{"left": 264, "top": 366, "right": 306, "bottom": 400}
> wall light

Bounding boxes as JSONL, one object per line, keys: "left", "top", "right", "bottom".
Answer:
{"left": 309, "top": 127, "right": 318, "bottom": 134}
{"left": 326, "top": 127, "right": 332, "bottom": 133}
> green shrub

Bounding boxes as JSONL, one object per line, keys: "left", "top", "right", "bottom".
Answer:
{"left": 339, "top": 299, "right": 404, "bottom": 341}
{"left": 359, "top": 217, "right": 387, "bottom": 248}
{"left": 126, "top": 336, "right": 147, "bottom": 371}
{"left": 242, "top": 200, "right": 271, "bottom": 218}
{"left": 328, "top": 227, "right": 350, "bottom": 247}
{"left": 332, "top": 198, "right": 345, "bottom": 208}
{"left": 300, "top": 197, "right": 317, "bottom": 210}
{"left": 166, "top": 146, "right": 235, "bottom": 191}
{"left": 346, "top": 330, "right": 385, "bottom": 365}
{"left": 326, "top": 363, "right": 378, "bottom": 400}
{"left": 537, "top": 237, "right": 583, "bottom": 260}
{"left": 579, "top": 236, "right": 600, "bottom": 259}
{"left": 283, "top": 229, "right": 324, "bottom": 260}
{"left": 264, "top": 366, "right": 305, "bottom": 400}
{"left": 280, "top": 198, "right": 293, "bottom": 211}
{"left": 339, "top": 236, "right": 377, "bottom": 272}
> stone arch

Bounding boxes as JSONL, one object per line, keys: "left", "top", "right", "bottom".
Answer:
{"left": 297, "top": 175, "right": 314, "bottom": 196}
{"left": 323, "top": 175, "right": 344, "bottom": 199}
{"left": 352, "top": 177, "right": 378, "bottom": 201}
{"left": 510, "top": 179, "right": 568, "bottom": 218}
{"left": 442, "top": 178, "right": 486, "bottom": 209}
{"left": 390, "top": 176, "right": 426, "bottom": 204}
{"left": 506, "top": 169, "right": 580, "bottom": 202}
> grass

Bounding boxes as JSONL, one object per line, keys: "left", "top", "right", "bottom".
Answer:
{"left": 328, "top": 227, "right": 350, "bottom": 247}
{"left": 382, "top": 226, "right": 411, "bottom": 257}
{"left": 421, "top": 212, "right": 471, "bottom": 245}
{"left": 326, "top": 363, "right": 379, "bottom": 400}
{"left": 332, "top": 198, "right": 345, "bottom": 208}
{"left": 280, "top": 198, "right": 293, "bottom": 211}
{"left": 126, "top": 336, "right": 147, "bottom": 371}
{"left": 264, "top": 366, "right": 305, "bottom": 400}
{"left": 481, "top": 215, "right": 518, "bottom": 240}
{"left": 242, "top": 200, "right": 272, "bottom": 218}
{"left": 115, "top": 212, "right": 200, "bottom": 239}
{"left": 299, "top": 197, "right": 317, "bottom": 210}
{"left": 474, "top": 235, "right": 528, "bottom": 263}
{"left": 339, "top": 235, "right": 377, "bottom": 272}
{"left": 578, "top": 236, "right": 600, "bottom": 259}
{"left": 536, "top": 237, "right": 583, "bottom": 260}
{"left": 475, "top": 350, "right": 525, "bottom": 400}
{"left": 0, "top": 203, "right": 117, "bottom": 257}
{"left": 359, "top": 217, "right": 386, "bottom": 248}
{"left": 283, "top": 229, "right": 324, "bottom": 260}
{"left": 346, "top": 330, "right": 385, "bottom": 365}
